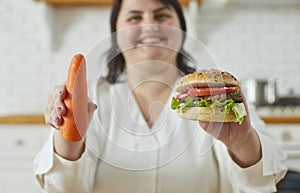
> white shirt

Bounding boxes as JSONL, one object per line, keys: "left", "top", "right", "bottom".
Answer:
{"left": 34, "top": 79, "right": 287, "bottom": 193}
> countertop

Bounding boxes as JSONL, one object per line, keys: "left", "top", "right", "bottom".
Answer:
{"left": 0, "top": 115, "right": 46, "bottom": 124}
{"left": 259, "top": 116, "right": 300, "bottom": 124}
{"left": 1, "top": 115, "right": 300, "bottom": 124}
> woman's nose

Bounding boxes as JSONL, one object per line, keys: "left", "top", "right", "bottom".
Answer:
{"left": 141, "top": 24, "right": 159, "bottom": 33}
{"left": 140, "top": 14, "right": 160, "bottom": 33}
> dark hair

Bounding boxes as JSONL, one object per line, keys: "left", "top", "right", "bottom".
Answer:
{"left": 106, "top": 0, "right": 195, "bottom": 84}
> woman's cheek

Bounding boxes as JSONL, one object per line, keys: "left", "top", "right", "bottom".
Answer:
{"left": 163, "top": 27, "right": 183, "bottom": 50}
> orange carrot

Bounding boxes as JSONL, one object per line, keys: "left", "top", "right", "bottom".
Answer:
{"left": 59, "top": 54, "right": 88, "bottom": 142}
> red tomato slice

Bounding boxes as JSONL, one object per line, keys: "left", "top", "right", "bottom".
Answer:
{"left": 187, "top": 87, "right": 236, "bottom": 97}
{"left": 175, "top": 93, "right": 189, "bottom": 100}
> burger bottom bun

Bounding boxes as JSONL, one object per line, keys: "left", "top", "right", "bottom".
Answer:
{"left": 176, "top": 106, "right": 237, "bottom": 122}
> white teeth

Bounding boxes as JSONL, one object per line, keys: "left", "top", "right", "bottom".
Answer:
{"left": 140, "top": 37, "right": 162, "bottom": 44}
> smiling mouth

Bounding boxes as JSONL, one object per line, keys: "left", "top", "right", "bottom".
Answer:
{"left": 136, "top": 37, "right": 167, "bottom": 45}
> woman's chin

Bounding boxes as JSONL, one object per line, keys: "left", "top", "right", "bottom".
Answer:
{"left": 126, "top": 59, "right": 177, "bottom": 77}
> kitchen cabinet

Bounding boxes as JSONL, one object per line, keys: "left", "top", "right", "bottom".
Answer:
{"left": 35, "top": 0, "right": 113, "bottom": 6}
{"left": 264, "top": 124, "right": 300, "bottom": 173}
{"left": 263, "top": 123, "right": 300, "bottom": 192}
{"left": 35, "top": 0, "right": 202, "bottom": 7}
{"left": 0, "top": 115, "right": 45, "bottom": 124}
{"left": 0, "top": 125, "right": 50, "bottom": 193}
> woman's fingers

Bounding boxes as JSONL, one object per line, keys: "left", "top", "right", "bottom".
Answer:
{"left": 51, "top": 111, "right": 62, "bottom": 127}
{"left": 198, "top": 121, "right": 209, "bottom": 131}
{"left": 53, "top": 84, "right": 67, "bottom": 101}
{"left": 54, "top": 96, "right": 67, "bottom": 117}
{"left": 198, "top": 121, "right": 223, "bottom": 140}
{"left": 44, "top": 84, "right": 67, "bottom": 129}
{"left": 87, "top": 101, "right": 97, "bottom": 122}
{"left": 45, "top": 83, "right": 97, "bottom": 130}
{"left": 88, "top": 102, "right": 97, "bottom": 114}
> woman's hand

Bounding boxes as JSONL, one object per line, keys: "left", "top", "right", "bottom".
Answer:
{"left": 44, "top": 83, "right": 97, "bottom": 160}
{"left": 199, "top": 95, "right": 262, "bottom": 168}
{"left": 44, "top": 84, "right": 67, "bottom": 128}
{"left": 44, "top": 84, "right": 97, "bottom": 130}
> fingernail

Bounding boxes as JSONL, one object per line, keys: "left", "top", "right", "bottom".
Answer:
{"left": 57, "top": 106, "right": 62, "bottom": 112}
{"left": 88, "top": 102, "right": 97, "bottom": 113}
{"left": 54, "top": 116, "right": 59, "bottom": 123}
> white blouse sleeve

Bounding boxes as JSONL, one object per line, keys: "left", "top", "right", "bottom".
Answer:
{"left": 33, "top": 129, "right": 98, "bottom": 193}
{"left": 216, "top": 104, "right": 287, "bottom": 193}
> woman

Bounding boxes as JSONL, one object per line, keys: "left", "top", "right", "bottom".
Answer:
{"left": 34, "top": 0, "right": 287, "bottom": 192}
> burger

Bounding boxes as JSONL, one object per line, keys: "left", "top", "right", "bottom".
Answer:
{"left": 171, "top": 70, "right": 247, "bottom": 124}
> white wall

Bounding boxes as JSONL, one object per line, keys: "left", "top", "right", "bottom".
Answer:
{"left": 0, "top": 0, "right": 110, "bottom": 115}
{"left": 197, "top": 2, "right": 300, "bottom": 96}
{"left": 1, "top": 0, "right": 300, "bottom": 115}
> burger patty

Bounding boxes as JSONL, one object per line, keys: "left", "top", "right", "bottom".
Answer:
{"left": 179, "top": 90, "right": 243, "bottom": 103}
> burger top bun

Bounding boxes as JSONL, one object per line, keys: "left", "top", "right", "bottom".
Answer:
{"left": 176, "top": 70, "right": 240, "bottom": 92}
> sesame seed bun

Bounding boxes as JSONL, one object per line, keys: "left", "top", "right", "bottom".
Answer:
{"left": 176, "top": 70, "right": 240, "bottom": 92}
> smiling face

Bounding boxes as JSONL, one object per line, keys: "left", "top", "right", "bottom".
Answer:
{"left": 116, "top": 0, "right": 183, "bottom": 69}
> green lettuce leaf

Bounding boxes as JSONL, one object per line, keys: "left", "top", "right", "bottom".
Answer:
{"left": 231, "top": 103, "right": 247, "bottom": 124}
{"left": 171, "top": 97, "right": 180, "bottom": 110}
{"left": 224, "top": 100, "right": 235, "bottom": 114}
{"left": 195, "top": 99, "right": 211, "bottom": 107}
{"left": 171, "top": 97, "right": 246, "bottom": 124}
{"left": 184, "top": 97, "right": 194, "bottom": 107}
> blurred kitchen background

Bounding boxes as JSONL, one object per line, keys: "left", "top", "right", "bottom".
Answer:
{"left": 0, "top": 0, "right": 300, "bottom": 192}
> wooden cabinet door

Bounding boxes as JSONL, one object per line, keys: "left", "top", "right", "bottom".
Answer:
{"left": 0, "top": 125, "right": 50, "bottom": 193}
